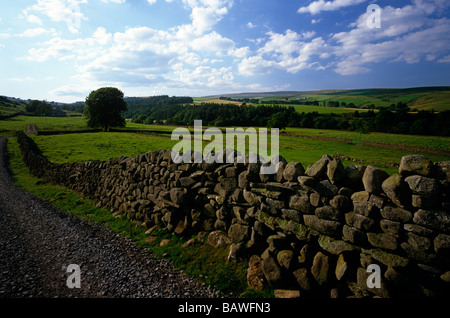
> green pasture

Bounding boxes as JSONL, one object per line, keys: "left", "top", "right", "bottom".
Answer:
{"left": 30, "top": 132, "right": 180, "bottom": 164}
{"left": 0, "top": 98, "right": 26, "bottom": 117}
{"left": 0, "top": 115, "right": 89, "bottom": 136}
{"left": 287, "top": 93, "right": 421, "bottom": 109}
{"left": 408, "top": 91, "right": 450, "bottom": 112}
{"left": 291, "top": 105, "right": 363, "bottom": 114}
{"left": 277, "top": 135, "right": 447, "bottom": 174}
{"left": 28, "top": 130, "right": 449, "bottom": 175}
{"left": 2, "top": 115, "right": 449, "bottom": 174}
{"left": 0, "top": 115, "right": 182, "bottom": 136}
{"left": 257, "top": 87, "right": 450, "bottom": 111}
{"left": 286, "top": 128, "right": 450, "bottom": 152}
{"left": 0, "top": 105, "right": 25, "bottom": 117}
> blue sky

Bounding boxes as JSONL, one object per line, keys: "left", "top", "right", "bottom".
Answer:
{"left": 1, "top": 0, "right": 450, "bottom": 102}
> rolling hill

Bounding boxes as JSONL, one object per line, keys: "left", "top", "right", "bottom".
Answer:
{"left": 0, "top": 96, "right": 27, "bottom": 118}
{"left": 209, "top": 86, "right": 450, "bottom": 112}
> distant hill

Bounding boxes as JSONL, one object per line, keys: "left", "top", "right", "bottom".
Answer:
{"left": 204, "top": 91, "right": 303, "bottom": 99}
{"left": 407, "top": 91, "right": 450, "bottom": 112}
{"left": 2, "top": 86, "right": 449, "bottom": 118}
{"left": 0, "top": 96, "right": 27, "bottom": 117}
{"left": 209, "top": 87, "right": 450, "bottom": 112}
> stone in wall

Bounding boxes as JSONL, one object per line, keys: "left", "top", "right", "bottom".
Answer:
{"left": 362, "top": 165, "right": 389, "bottom": 194}
{"left": 399, "top": 155, "right": 434, "bottom": 177}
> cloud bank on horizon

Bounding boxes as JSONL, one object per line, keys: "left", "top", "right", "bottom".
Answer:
{"left": 0, "top": 0, "right": 449, "bottom": 102}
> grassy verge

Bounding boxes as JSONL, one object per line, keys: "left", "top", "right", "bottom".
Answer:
{"left": 6, "top": 136, "right": 269, "bottom": 298}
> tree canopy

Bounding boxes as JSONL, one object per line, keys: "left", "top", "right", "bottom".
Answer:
{"left": 124, "top": 100, "right": 450, "bottom": 137}
{"left": 26, "top": 100, "right": 53, "bottom": 116}
{"left": 84, "top": 87, "right": 128, "bottom": 131}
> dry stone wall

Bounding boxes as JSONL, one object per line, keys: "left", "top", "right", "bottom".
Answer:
{"left": 16, "top": 132, "right": 450, "bottom": 298}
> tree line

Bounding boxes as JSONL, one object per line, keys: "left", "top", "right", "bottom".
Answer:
{"left": 130, "top": 102, "right": 450, "bottom": 136}
{"left": 25, "top": 100, "right": 66, "bottom": 117}
{"left": 259, "top": 99, "right": 412, "bottom": 111}
{"left": 219, "top": 96, "right": 260, "bottom": 104}
{"left": 124, "top": 95, "right": 193, "bottom": 120}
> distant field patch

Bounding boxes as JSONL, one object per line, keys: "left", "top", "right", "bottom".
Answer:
{"left": 0, "top": 97, "right": 26, "bottom": 117}
{"left": 193, "top": 98, "right": 244, "bottom": 105}
{"left": 291, "top": 105, "right": 363, "bottom": 114}
{"left": 408, "top": 91, "right": 450, "bottom": 112}
{"left": 286, "top": 88, "right": 450, "bottom": 111}
{"left": 0, "top": 115, "right": 89, "bottom": 136}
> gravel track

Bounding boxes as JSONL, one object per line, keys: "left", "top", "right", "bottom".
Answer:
{"left": 0, "top": 137, "right": 218, "bottom": 298}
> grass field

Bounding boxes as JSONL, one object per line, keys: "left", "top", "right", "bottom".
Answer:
{"left": 30, "top": 132, "right": 178, "bottom": 163}
{"left": 284, "top": 92, "right": 424, "bottom": 109}
{"left": 0, "top": 115, "right": 174, "bottom": 136}
{"left": 2, "top": 115, "right": 449, "bottom": 174}
{"left": 291, "top": 105, "right": 367, "bottom": 114}
{"left": 193, "top": 98, "right": 244, "bottom": 105}
{"left": 286, "top": 128, "right": 450, "bottom": 153}
{"left": 243, "top": 87, "right": 450, "bottom": 112}
{"left": 0, "top": 98, "right": 26, "bottom": 117}
{"left": 0, "top": 115, "right": 89, "bottom": 136}
{"left": 26, "top": 129, "right": 449, "bottom": 175}
{"left": 197, "top": 87, "right": 450, "bottom": 113}
{"left": 408, "top": 91, "right": 450, "bottom": 112}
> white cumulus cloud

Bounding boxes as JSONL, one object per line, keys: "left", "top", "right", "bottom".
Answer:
{"left": 24, "top": 0, "right": 88, "bottom": 33}
{"left": 25, "top": 0, "right": 248, "bottom": 97}
{"left": 331, "top": 2, "right": 450, "bottom": 75}
{"left": 298, "top": 0, "right": 368, "bottom": 15}
{"left": 102, "top": 0, "right": 126, "bottom": 3}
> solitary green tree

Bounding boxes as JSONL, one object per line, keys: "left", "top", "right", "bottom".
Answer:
{"left": 84, "top": 87, "right": 128, "bottom": 131}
